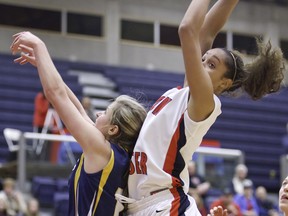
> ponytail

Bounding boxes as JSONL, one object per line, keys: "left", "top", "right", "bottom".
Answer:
{"left": 223, "top": 38, "right": 285, "bottom": 100}
{"left": 243, "top": 38, "right": 285, "bottom": 100}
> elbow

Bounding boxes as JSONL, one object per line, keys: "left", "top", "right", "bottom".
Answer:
{"left": 178, "top": 22, "right": 198, "bottom": 41}
{"left": 178, "top": 22, "right": 189, "bottom": 37}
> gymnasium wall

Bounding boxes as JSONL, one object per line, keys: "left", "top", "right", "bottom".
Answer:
{"left": 0, "top": 0, "right": 287, "bottom": 74}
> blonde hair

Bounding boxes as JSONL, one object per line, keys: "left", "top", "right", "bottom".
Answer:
{"left": 3, "top": 178, "right": 15, "bottom": 188}
{"left": 109, "top": 95, "right": 147, "bottom": 156}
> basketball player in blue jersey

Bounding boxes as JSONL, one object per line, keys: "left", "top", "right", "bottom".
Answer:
{"left": 10, "top": 32, "right": 147, "bottom": 216}
{"left": 126, "top": 0, "right": 285, "bottom": 215}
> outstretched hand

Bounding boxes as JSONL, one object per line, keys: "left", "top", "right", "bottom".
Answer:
{"left": 10, "top": 31, "right": 42, "bottom": 67}
{"left": 208, "top": 206, "right": 228, "bottom": 216}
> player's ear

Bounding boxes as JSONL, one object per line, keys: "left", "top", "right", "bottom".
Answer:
{"left": 108, "top": 125, "right": 119, "bottom": 136}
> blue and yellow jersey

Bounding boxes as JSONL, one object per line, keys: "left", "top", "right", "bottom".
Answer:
{"left": 68, "top": 144, "right": 129, "bottom": 216}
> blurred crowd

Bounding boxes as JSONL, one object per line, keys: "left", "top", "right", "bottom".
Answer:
{"left": 188, "top": 162, "right": 280, "bottom": 216}
{"left": 0, "top": 178, "right": 40, "bottom": 216}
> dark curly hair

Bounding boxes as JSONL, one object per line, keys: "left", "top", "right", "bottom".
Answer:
{"left": 221, "top": 38, "right": 285, "bottom": 100}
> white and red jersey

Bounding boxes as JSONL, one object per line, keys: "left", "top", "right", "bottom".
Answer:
{"left": 128, "top": 87, "right": 222, "bottom": 200}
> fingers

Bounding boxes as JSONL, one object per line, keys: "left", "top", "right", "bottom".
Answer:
{"left": 10, "top": 33, "right": 23, "bottom": 54}
{"left": 23, "top": 53, "right": 37, "bottom": 66}
{"left": 10, "top": 31, "right": 38, "bottom": 67}
{"left": 14, "top": 52, "right": 36, "bottom": 66}
{"left": 12, "top": 32, "right": 25, "bottom": 38}
{"left": 10, "top": 31, "right": 31, "bottom": 54}
{"left": 208, "top": 206, "right": 227, "bottom": 216}
{"left": 13, "top": 56, "right": 24, "bottom": 64}
{"left": 19, "top": 44, "right": 34, "bottom": 55}
{"left": 223, "top": 209, "right": 228, "bottom": 216}
{"left": 14, "top": 55, "right": 28, "bottom": 65}
{"left": 12, "top": 31, "right": 28, "bottom": 40}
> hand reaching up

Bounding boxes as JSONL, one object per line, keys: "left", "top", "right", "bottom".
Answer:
{"left": 10, "top": 31, "right": 43, "bottom": 67}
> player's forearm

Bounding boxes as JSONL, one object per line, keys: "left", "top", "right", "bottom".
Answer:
{"left": 65, "top": 84, "right": 94, "bottom": 123}
{"left": 33, "top": 41, "right": 67, "bottom": 105}
{"left": 200, "top": 0, "right": 239, "bottom": 53}
{"left": 202, "top": 0, "right": 239, "bottom": 37}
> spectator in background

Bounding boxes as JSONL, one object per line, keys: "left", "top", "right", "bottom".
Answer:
{"left": 230, "top": 164, "right": 252, "bottom": 195}
{"left": 81, "top": 96, "right": 95, "bottom": 122}
{"left": 32, "top": 91, "right": 49, "bottom": 151}
{"left": 234, "top": 179, "right": 259, "bottom": 216}
{"left": 214, "top": 176, "right": 288, "bottom": 216}
{"left": 0, "top": 178, "right": 27, "bottom": 216}
{"left": 210, "top": 187, "right": 242, "bottom": 216}
{"left": 188, "top": 160, "right": 211, "bottom": 215}
{"left": 33, "top": 91, "right": 49, "bottom": 133}
{"left": 255, "top": 186, "right": 279, "bottom": 216}
{"left": 279, "top": 176, "right": 288, "bottom": 216}
{"left": 0, "top": 197, "right": 8, "bottom": 216}
{"left": 25, "top": 198, "right": 39, "bottom": 216}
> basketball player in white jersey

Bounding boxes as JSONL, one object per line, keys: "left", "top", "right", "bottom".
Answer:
{"left": 126, "top": 0, "right": 285, "bottom": 215}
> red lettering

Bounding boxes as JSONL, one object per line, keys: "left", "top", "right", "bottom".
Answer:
{"left": 129, "top": 161, "right": 135, "bottom": 175}
{"left": 130, "top": 152, "right": 148, "bottom": 175}
{"left": 134, "top": 152, "right": 141, "bottom": 174}
{"left": 139, "top": 152, "right": 147, "bottom": 175}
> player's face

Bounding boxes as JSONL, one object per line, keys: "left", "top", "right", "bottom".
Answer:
{"left": 95, "top": 106, "right": 113, "bottom": 135}
{"left": 279, "top": 176, "right": 288, "bottom": 213}
{"left": 202, "top": 48, "right": 232, "bottom": 94}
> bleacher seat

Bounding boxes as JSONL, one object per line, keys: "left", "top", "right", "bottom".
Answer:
{"left": 54, "top": 192, "right": 69, "bottom": 216}
{"left": 1, "top": 53, "right": 287, "bottom": 194}
{"left": 0, "top": 88, "right": 38, "bottom": 101}
{"left": 0, "top": 53, "right": 83, "bottom": 164}
{"left": 0, "top": 147, "right": 10, "bottom": 163}
{"left": 55, "top": 178, "right": 69, "bottom": 192}
{"left": 31, "top": 176, "right": 57, "bottom": 208}
{"left": 0, "top": 100, "right": 35, "bottom": 113}
{"left": 65, "top": 60, "right": 288, "bottom": 193}
{"left": 82, "top": 86, "right": 119, "bottom": 99}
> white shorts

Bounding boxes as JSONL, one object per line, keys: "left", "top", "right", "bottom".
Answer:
{"left": 127, "top": 188, "right": 201, "bottom": 216}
